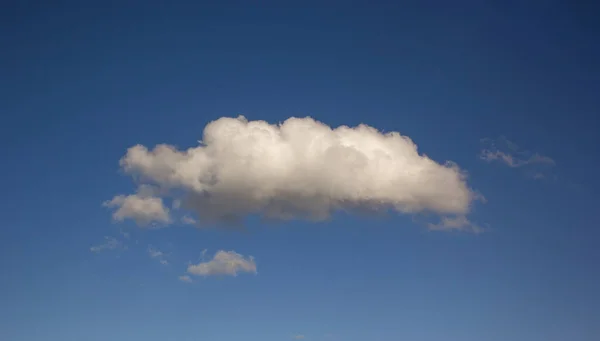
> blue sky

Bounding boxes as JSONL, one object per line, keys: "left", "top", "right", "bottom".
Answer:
{"left": 2, "top": 1, "right": 599, "bottom": 341}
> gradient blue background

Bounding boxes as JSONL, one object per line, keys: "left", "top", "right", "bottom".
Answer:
{"left": 2, "top": 1, "right": 599, "bottom": 340}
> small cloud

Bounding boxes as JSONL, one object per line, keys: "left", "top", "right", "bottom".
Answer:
{"left": 427, "top": 216, "right": 485, "bottom": 234}
{"left": 532, "top": 172, "right": 545, "bottom": 180}
{"left": 188, "top": 250, "right": 257, "bottom": 277}
{"left": 148, "top": 245, "right": 169, "bottom": 265}
{"left": 90, "top": 236, "right": 125, "bottom": 253}
{"left": 148, "top": 246, "right": 164, "bottom": 258}
{"left": 292, "top": 334, "right": 305, "bottom": 340}
{"left": 479, "top": 150, "right": 555, "bottom": 168}
{"left": 119, "top": 229, "right": 130, "bottom": 239}
{"left": 199, "top": 248, "right": 208, "bottom": 262}
{"left": 479, "top": 137, "right": 555, "bottom": 178}
{"left": 479, "top": 150, "right": 519, "bottom": 167}
{"left": 178, "top": 275, "right": 193, "bottom": 283}
{"left": 181, "top": 215, "right": 196, "bottom": 225}
{"left": 104, "top": 192, "right": 171, "bottom": 227}
{"left": 528, "top": 153, "right": 556, "bottom": 165}
{"left": 172, "top": 199, "right": 181, "bottom": 209}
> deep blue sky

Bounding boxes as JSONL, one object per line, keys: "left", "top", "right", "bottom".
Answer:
{"left": 2, "top": 1, "right": 599, "bottom": 341}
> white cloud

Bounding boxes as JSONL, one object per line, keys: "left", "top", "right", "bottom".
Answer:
{"left": 148, "top": 245, "right": 168, "bottom": 265}
{"left": 292, "top": 334, "right": 305, "bottom": 340}
{"left": 104, "top": 193, "right": 170, "bottom": 227}
{"left": 479, "top": 137, "right": 555, "bottom": 169}
{"left": 90, "top": 236, "right": 124, "bottom": 253}
{"left": 109, "top": 116, "right": 479, "bottom": 226}
{"left": 178, "top": 275, "right": 193, "bottom": 283}
{"left": 188, "top": 250, "right": 257, "bottom": 277}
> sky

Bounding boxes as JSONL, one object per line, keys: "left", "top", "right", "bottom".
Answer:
{"left": 1, "top": 1, "right": 599, "bottom": 341}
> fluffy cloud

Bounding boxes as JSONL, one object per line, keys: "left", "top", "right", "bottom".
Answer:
{"left": 107, "top": 116, "right": 479, "bottom": 226}
{"left": 104, "top": 193, "right": 170, "bottom": 227}
{"left": 188, "top": 250, "right": 257, "bottom": 277}
{"left": 479, "top": 137, "right": 555, "bottom": 169}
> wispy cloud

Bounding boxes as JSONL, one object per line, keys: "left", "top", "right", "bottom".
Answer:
{"left": 181, "top": 215, "right": 196, "bottom": 225}
{"left": 119, "top": 229, "right": 130, "bottom": 239}
{"left": 479, "top": 150, "right": 555, "bottom": 168}
{"left": 178, "top": 275, "right": 193, "bottom": 283}
{"left": 148, "top": 245, "right": 168, "bottom": 265}
{"left": 90, "top": 236, "right": 125, "bottom": 253}
{"left": 188, "top": 250, "right": 257, "bottom": 277}
{"left": 479, "top": 137, "right": 555, "bottom": 178}
{"left": 292, "top": 335, "right": 305, "bottom": 340}
{"left": 427, "top": 216, "right": 485, "bottom": 234}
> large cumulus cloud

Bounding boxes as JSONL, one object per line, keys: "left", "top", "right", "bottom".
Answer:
{"left": 106, "top": 116, "right": 481, "bottom": 229}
